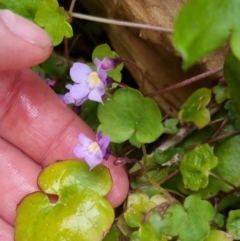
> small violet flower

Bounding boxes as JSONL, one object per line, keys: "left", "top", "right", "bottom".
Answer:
{"left": 63, "top": 62, "right": 108, "bottom": 106}
{"left": 94, "top": 57, "right": 122, "bottom": 72}
{"left": 73, "top": 131, "right": 111, "bottom": 170}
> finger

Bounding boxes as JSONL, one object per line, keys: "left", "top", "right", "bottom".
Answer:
{"left": 0, "top": 10, "right": 52, "bottom": 71}
{"left": 0, "top": 218, "right": 14, "bottom": 241}
{"left": 0, "top": 68, "right": 129, "bottom": 207}
{"left": 0, "top": 138, "right": 40, "bottom": 225}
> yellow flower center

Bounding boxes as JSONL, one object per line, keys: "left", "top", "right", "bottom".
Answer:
{"left": 88, "top": 142, "right": 100, "bottom": 154}
{"left": 87, "top": 72, "right": 100, "bottom": 88}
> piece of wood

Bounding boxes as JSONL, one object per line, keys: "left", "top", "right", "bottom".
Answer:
{"left": 78, "top": 0, "right": 227, "bottom": 115}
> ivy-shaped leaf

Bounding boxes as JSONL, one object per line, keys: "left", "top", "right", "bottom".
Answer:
{"left": 180, "top": 144, "right": 218, "bottom": 191}
{"left": 163, "top": 118, "right": 179, "bottom": 134}
{"left": 227, "top": 210, "right": 240, "bottom": 240}
{"left": 178, "top": 88, "right": 211, "bottom": 128}
{"left": 224, "top": 52, "right": 240, "bottom": 129}
{"left": 15, "top": 160, "right": 114, "bottom": 241}
{"left": 98, "top": 88, "right": 164, "bottom": 145}
{"left": 212, "top": 83, "right": 230, "bottom": 104}
{"left": 204, "top": 230, "right": 233, "bottom": 241}
{"left": 173, "top": 0, "right": 240, "bottom": 69}
{"left": 92, "top": 44, "right": 123, "bottom": 85}
{"left": 124, "top": 193, "right": 167, "bottom": 241}
{"left": 34, "top": 0, "right": 73, "bottom": 46}
{"left": 0, "top": 0, "right": 41, "bottom": 21}
{"left": 163, "top": 195, "right": 215, "bottom": 241}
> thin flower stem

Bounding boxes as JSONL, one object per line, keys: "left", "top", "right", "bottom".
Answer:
{"left": 145, "top": 66, "right": 223, "bottom": 97}
{"left": 211, "top": 117, "right": 228, "bottom": 139}
{"left": 71, "top": 12, "right": 173, "bottom": 33}
{"left": 68, "top": 0, "right": 76, "bottom": 15}
{"left": 210, "top": 172, "right": 237, "bottom": 189}
{"left": 141, "top": 144, "right": 173, "bottom": 201}
{"left": 185, "top": 130, "right": 240, "bottom": 151}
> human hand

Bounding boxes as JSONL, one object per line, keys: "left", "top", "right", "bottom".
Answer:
{"left": 0, "top": 10, "right": 129, "bottom": 240}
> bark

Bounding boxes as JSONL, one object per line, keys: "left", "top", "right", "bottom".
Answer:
{"left": 78, "top": 0, "right": 227, "bottom": 115}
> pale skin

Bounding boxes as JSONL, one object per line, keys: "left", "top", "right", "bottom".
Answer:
{"left": 0, "top": 10, "right": 129, "bottom": 240}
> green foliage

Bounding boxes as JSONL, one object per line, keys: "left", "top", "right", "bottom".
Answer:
{"left": 15, "top": 160, "right": 114, "bottom": 241}
{"left": 163, "top": 118, "right": 179, "bottom": 134}
{"left": 153, "top": 146, "right": 185, "bottom": 165}
{"left": 0, "top": 0, "right": 40, "bottom": 21}
{"left": 102, "top": 227, "right": 119, "bottom": 241}
{"left": 173, "top": 0, "right": 240, "bottom": 68}
{"left": 98, "top": 88, "right": 164, "bottom": 146}
{"left": 0, "top": 0, "right": 72, "bottom": 46}
{"left": 163, "top": 195, "right": 215, "bottom": 241}
{"left": 32, "top": 55, "right": 68, "bottom": 79}
{"left": 180, "top": 144, "right": 218, "bottom": 191}
{"left": 224, "top": 52, "right": 240, "bottom": 129}
{"left": 227, "top": 210, "right": 240, "bottom": 240}
{"left": 92, "top": 43, "right": 123, "bottom": 84}
{"left": 212, "top": 83, "right": 230, "bottom": 104}
{"left": 124, "top": 193, "right": 167, "bottom": 241}
{"left": 34, "top": 0, "right": 73, "bottom": 46}
{"left": 178, "top": 88, "right": 211, "bottom": 128}
{"left": 80, "top": 100, "right": 100, "bottom": 132}
{"left": 204, "top": 230, "right": 233, "bottom": 241}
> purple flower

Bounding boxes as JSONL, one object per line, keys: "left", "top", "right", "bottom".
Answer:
{"left": 63, "top": 62, "right": 108, "bottom": 106}
{"left": 73, "top": 131, "right": 111, "bottom": 170}
{"left": 94, "top": 57, "right": 122, "bottom": 72}
{"left": 44, "top": 78, "right": 56, "bottom": 87}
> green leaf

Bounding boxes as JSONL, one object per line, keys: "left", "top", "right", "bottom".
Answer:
{"left": 92, "top": 44, "right": 123, "bottom": 85}
{"left": 163, "top": 195, "right": 215, "bottom": 241}
{"left": 204, "top": 230, "right": 233, "bottom": 241}
{"left": 212, "top": 83, "right": 230, "bottom": 104}
{"left": 180, "top": 144, "right": 218, "bottom": 191}
{"left": 98, "top": 88, "right": 164, "bottom": 144}
{"left": 153, "top": 147, "right": 185, "bottom": 165}
{"left": 124, "top": 193, "right": 166, "bottom": 228}
{"left": 0, "top": 0, "right": 41, "bottom": 21}
{"left": 34, "top": 0, "right": 73, "bottom": 46}
{"left": 80, "top": 100, "right": 100, "bottom": 132}
{"left": 224, "top": 52, "right": 240, "bottom": 129}
{"left": 227, "top": 210, "right": 240, "bottom": 240}
{"left": 163, "top": 118, "right": 179, "bottom": 134}
{"left": 130, "top": 223, "right": 168, "bottom": 241}
{"left": 103, "top": 227, "right": 119, "bottom": 241}
{"left": 178, "top": 88, "right": 211, "bottom": 128}
{"left": 173, "top": 0, "right": 240, "bottom": 68}
{"left": 15, "top": 160, "right": 114, "bottom": 241}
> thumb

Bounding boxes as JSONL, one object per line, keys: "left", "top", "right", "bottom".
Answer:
{"left": 0, "top": 10, "right": 52, "bottom": 71}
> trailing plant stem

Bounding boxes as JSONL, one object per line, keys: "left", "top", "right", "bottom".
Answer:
{"left": 146, "top": 66, "right": 223, "bottom": 97}
{"left": 71, "top": 12, "right": 173, "bottom": 33}
{"left": 141, "top": 144, "right": 173, "bottom": 201}
{"left": 210, "top": 172, "right": 237, "bottom": 189}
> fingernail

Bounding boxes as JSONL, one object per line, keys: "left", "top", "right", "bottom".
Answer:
{"left": 0, "top": 10, "right": 52, "bottom": 48}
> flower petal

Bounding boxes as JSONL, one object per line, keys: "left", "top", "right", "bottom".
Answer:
{"left": 73, "top": 145, "right": 88, "bottom": 158}
{"left": 78, "top": 133, "right": 92, "bottom": 147}
{"left": 70, "top": 62, "right": 93, "bottom": 84}
{"left": 97, "top": 68, "right": 107, "bottom": 84}
{"left": 85, "top": 150, "right": 103, "bottom": 170}
{"left": 62, "top": 92, "right": 75, "bottom": 104}
{"left": 93, "top": 58, "right": 102, "bottom": 71}
{"left": 88, "top": 87, "right": 105, "bottom": 103}
{"left": 70, "top": 83, "right": 90, "bottom": 99}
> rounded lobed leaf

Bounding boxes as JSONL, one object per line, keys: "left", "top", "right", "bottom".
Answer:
{"left": 204, "top": 230, "right": 233, "bottom": 241}
{"left": 178, "top": 88, "right": 211, "bottom": 129}
{"left": 180, "top": 144, "right": 218, "bottom": 191}
{"left": 34, "top": 0, "right": 73, "bottom": 46}
{"left": 15, "top": 160, "right": 114, "bottom": 241}
{"left": 227, "top": 210, "right": 240, "bottom": 240}
{"left": 163, "top": 195, "right": 215, "bottom": 241}
{"left": 98, "top": 88, "right": 163, "bottom": 145}
{"left": 173, "top": 0, "right": 240, "bottom": 69}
